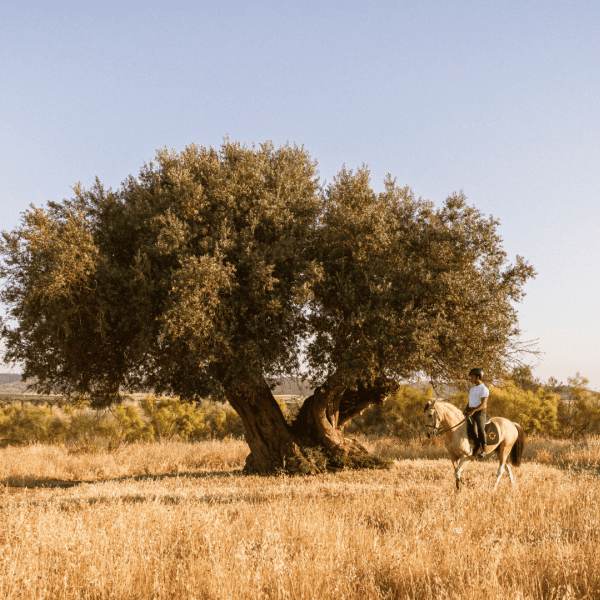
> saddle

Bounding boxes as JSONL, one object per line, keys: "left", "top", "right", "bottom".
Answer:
{"left": 466, "top": 418, "right": 500, "bottom": 447}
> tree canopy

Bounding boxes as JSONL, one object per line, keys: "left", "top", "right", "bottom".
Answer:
{"left": 0, "top": 140, "right": 536, "bottom": 472}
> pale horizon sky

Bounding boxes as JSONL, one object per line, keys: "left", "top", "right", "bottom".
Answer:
{"left": 1, "top": 1, "right": 599, "bottom": 388}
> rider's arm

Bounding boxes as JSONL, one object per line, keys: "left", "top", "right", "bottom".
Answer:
{"left": 466, "top": 393, "right": 488, "bottom": 415}
{"left": 472, "top": 396, "right": 488, "bottom": 412}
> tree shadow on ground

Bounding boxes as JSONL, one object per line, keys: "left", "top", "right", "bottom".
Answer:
{"left": 0, "top": 470, "right": 319, "bottom": 509}
{"left": 1, "top": 469, "right": 244, "bottom": 489}
{"left": 0, "top": 489, "right": 281, "bottom": 509}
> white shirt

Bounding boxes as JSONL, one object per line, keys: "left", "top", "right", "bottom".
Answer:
{"left": 468, "top": 383, "right": 489, "bottom": 408}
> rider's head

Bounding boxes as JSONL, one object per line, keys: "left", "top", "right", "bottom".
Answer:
{"left": 469, "top": 368, "right": 484, "bottom": 383}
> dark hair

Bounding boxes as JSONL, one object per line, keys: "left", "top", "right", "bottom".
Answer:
{"left": 469, "top": 368, "right": 484, "bottom": 379}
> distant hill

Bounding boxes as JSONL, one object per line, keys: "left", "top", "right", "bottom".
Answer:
{"left": 0, "top": 373, "right": 31, "bottom": 395}
{"left": 0, "top": 373, "right": 314, "bottom": 398}
{"left": 0, "top": 373, "right": 23, "bottom": 384}
{"left": 272, "top": 378, "right": 313, "bottom": 397}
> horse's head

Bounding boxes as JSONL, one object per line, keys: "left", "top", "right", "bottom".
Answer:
{"left": 423, "top": 399, "right": 439, "bottom": 438}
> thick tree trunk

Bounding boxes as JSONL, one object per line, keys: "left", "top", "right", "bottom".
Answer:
{"left": 224, "top": 378, "right": 302, "bottom": 473}
{"left": 225, "top": 376, "right": 398, "bottom": 474}
{"left": 291, "top": 377, "right": 399, "bottom": 457}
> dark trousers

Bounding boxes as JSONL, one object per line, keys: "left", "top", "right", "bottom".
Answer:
{"left": 471, "top": 408, "right": 487, "bottom": 451}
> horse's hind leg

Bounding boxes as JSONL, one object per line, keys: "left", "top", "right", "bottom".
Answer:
{"left": 506, "top": 463, "right": 514, "bottom": 484}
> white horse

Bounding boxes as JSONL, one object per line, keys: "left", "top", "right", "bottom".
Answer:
{"left": 424, "top": 399, "right": 527, "bottom": 490}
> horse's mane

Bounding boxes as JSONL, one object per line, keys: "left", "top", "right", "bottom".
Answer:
{"left": 434, "top": 399, "right": 464, "bottom": 420}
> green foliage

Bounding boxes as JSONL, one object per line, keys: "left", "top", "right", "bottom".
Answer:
{"left": 0, "top": 398, "right": 245, "bottom": 448}
{"left": 0, "top": 405, "right": 62, "bottom": 445}
{"left": 280, "top": 400, "right": 302, "bottom": 426}
{"left": 283, "top": 447, "right": 328, "bottom": 475}
{"left": 307, "top": 170, "right": 537, "bottom": 388}
{"left": 62, "top": 410, "right": 119, "bottom": 448}
{"left": 139, "top": 396, "right": 244, "bottom": 441}
{"left": 1, "top": 140, "right": 536, "bottom": 404}
{"left": 346, "top": 385, "right": 433, "bottom": 439}
{"left": 281, "top": 445, "right": 392, "bottom": 475}
{"left": 484, "top": 383, "right": 559, "bottom": 435}
{"left": 111, "top": 405, "right": 153, "bottom": 443}
{"left": 0, "top": 141, "right": 322, "bottom": 403}
{"left": 0, "top": 403, "right": 120, "bottom": 448}
{"left": 556, "top": 373, "right": 600, "bottom": 438}
{"left": 510, "top": 365, "right": 543, "bottom": 393}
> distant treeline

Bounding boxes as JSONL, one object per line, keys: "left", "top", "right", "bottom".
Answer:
{"left": 0, "top": 373, "right": 312, "bottom": 398}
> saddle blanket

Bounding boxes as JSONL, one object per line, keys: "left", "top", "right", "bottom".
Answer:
{"left": 466, "top": 419, "right": 500, "bottom": 446}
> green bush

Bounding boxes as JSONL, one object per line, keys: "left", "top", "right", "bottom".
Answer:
{"left": 0, "top": 405, "right": 62, "bottom": 445}
{"left": 0, "top": 397, "right": 246, "bottom": 448}
{"left": 556, "top": 373, "right": 600, "bottom": 438}
{"left": 345, "top": 381, "right": 563, "bottom": 440}
{"left": 440, "top": 384, "right": 559, "bottom": 437}
{"left": 61, "top": 408, "right": 119, "bottom": 448}
{"left": 483, "top": 383, "right": 559, "bottom": 435}
{"left": 346, "top": 385, "right": 433, "bottom": 439}
{"left": 139, "top": 396, "right": 245, "bottom": 441}
{"left": 111, "top": 404, "right": 154, "bottom": 443}
{"left": 1, "top": 377, "right": 598, "bottom": 448}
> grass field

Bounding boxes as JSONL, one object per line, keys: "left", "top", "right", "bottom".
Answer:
{"left": 1, "top": 437, "right": 599, "bottom": 599}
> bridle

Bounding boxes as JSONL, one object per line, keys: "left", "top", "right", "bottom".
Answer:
{"left": 425, "top": 407, "right": 468, "bottom": 436}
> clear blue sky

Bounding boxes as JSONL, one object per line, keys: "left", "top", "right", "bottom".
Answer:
{"left": 1, "top": 1, "right": 599, "bottom": 388}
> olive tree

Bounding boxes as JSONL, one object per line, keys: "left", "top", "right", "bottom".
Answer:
{"left": 0, "top": 140, "right": 535, "bottom": 473}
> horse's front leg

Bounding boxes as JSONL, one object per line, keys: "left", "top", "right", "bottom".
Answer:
{"left": 450, "top": 457, "right": 461, "bottom": 490}
{"left": 454, "top": 455, "right": 469, "bottom": 490}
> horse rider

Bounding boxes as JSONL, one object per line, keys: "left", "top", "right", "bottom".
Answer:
{"left": 465, "top": 368, "right": 489, "bottom": 458}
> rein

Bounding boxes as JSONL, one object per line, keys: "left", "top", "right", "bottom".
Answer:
{"left": 426, "top": 410, "right": 468, "bottom": 435}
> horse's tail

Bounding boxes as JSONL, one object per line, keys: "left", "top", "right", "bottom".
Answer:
{"left": 510, "top": 423, "right": 527, "bottom": 467}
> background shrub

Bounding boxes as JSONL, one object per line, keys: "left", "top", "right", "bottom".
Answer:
{"left": 0, "top": 397, "right": 246, "bottom": 448}
{"left": 346, "top": 385, "right": 433, "bottom": 439}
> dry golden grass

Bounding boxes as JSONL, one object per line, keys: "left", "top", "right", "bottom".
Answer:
{"left": 0, "top": 439, "right": 249, "bottom": 487}
{"left": 524, "top": 436, "right": 600, "bottom": 473}
{"left": 1, "top": 437, "right": 599, "bottom": 599}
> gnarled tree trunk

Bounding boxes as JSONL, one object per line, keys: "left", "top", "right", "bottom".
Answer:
{"left": 224, "top": 378, "right": 300, "bottom": 473}
{"left": 226, "top": 376, "right": 398, "bottom": 474}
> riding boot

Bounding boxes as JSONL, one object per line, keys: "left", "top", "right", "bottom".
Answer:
{"left": 472, "top": 409, "right": 487, "bottom": 459}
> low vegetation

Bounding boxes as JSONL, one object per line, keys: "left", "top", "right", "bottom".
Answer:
{"left": 1, "top": 369, "right": 598, "bottom": 599}
{"left": 0, "top": 396, "right": 245, "bottom": 449}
